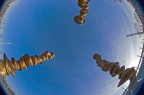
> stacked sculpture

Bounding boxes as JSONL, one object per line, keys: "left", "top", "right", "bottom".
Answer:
{"left": 0, "top": 51, "right": 55, "bottom": 78}
{"left": 93, "top": 53, "right": 137, "bottom": 87}
{"left": 74, "top": 0, "right": 90, "bottom": 24}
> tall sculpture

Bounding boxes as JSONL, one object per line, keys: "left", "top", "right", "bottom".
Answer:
{"left": 93, "top": 53, "right": 137, "bottom": 87}
{"left": 74, "top": 0, "right": 90, "bottom": 24}
{"left": 0, "top": 51, "right": 55, "bottom": 78}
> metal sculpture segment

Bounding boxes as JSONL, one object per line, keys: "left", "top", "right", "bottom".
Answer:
{"left": 93, "top": 53, "right": 137, "bottom": 87}
{"left": 0, "top": 51, "right": 55, "bottom": 78}
{"left": 74, "top": 0, "right": 90, "bottom": 24}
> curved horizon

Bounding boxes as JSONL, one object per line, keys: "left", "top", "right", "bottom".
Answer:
{"left": 0, "top": 1, "right": 144, "bottom": 93}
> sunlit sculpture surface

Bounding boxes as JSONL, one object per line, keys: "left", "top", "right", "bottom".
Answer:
{"left": 0, "top": 51, "right": 55, "bottom": 78}
{"left": 74, "top": 0, "right": 90, "bottom": 24}
{"left": 93, "top": 53, "right": 137, "bottom": 87}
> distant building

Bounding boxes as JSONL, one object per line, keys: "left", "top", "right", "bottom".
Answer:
{"left": 0, "top": 0, "right": 14, "bottom": 24}
{"left": 1, "top": 78, "right": 16, "bottom": 95}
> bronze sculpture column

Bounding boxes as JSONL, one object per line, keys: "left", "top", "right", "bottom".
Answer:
{"left": 0, "top": 51, "right": 55, "bottom": 78}
{"left": 93, "top": 53, "right": 137, "bottom": 87}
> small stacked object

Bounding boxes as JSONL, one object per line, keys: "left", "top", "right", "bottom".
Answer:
{"left": 74, "top": 0, "right": 90, "bottom": 24}
{"left": 0, "top": 51, "right": 55, "bottom": 78}
{"left": 93, "top": 53, "right": 137, "bottom": 87}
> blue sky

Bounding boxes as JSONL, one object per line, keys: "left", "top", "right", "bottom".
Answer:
{"left": 1, "top": 0, "right": 142, "bottom": 95}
